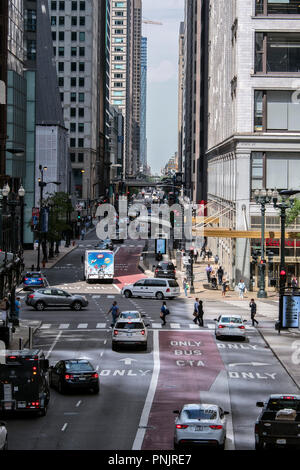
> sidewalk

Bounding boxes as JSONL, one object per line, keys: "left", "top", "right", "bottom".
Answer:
{"left": 22, "top": 241, "right": 77, "bottom": 271}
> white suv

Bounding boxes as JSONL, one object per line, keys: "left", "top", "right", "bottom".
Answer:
{"left": 121, "top": 278, "right": 180, "bottom": 300}
{"left": 112, "top": 318, "right": 149, "bottom": 351}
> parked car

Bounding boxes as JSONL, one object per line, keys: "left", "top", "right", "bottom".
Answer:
{"left": 49, "top": 359, "right": 99, "bottom": 394}
{"left": 154, "top": 262, "right": 176, "bottom": 279}
{"left": 26, "top": 288, "right": 88, "bottom": 311}
{"left": 0, "top": 422, "right": 8, "bottom": 450}
{"left": 214, "top": 314, "right": 247, "bottom": 340}
{"left": 22, "top": 271, "right": 48, "bottom": 290}
{"left": 119, "top": 310, "right": 144, "bottom": 320}
{"left": 121, "top": 278, "right": 180, "bottom": 300}
{"left": 94, "top": 239, "right": 114, "bottom": 250}
{"left": 255, "top": 394, "right": 300, "bottom": 449}
{"left": 112, "top": 318, "right": 149, "bottom": 351}
{"left": 173, "top": 404, "right": 229, "bottom": 449}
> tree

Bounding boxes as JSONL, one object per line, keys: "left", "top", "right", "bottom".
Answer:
{"left": 286, "top": 198, "right": 300, "bottom": 227}
{"left": 44, "top": 192, "right": 73, "bottom": 256}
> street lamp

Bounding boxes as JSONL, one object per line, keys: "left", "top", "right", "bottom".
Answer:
{"left": 254, "top": 189, "right": 274, "bottom": 298}
{"left": 272, "top": 189, "right": 300, "bottom": 333}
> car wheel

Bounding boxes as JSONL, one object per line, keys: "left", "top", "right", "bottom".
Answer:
{"left": 35, "top": 301, "right": 45, "bottom": 311}
{"left": 71, "top": 301, "right": 82, "bottom": 311}
{"left": 255, "top": 440, "right": 264, "bottom": 450}
{"left": 173, "top": 440, "right": 179, "bottom": 450}
{"left": 124, "top": 290, "right": 132, "bottom": 298}
{"left": 156, "top": 292, "right": 164, "bottom": 300}
{"left": 142, "top": 343, "right": 147, "bottom": 351}
{"left": 112, "top": 343, "right": 118, "bottom": 352}
{"left": 92, "top": 385, "right": 99, "bottom": 394}
{"left": 39, "top": 405, "right": 47, "bottom": 417}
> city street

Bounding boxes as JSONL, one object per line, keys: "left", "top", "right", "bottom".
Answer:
{"left": 5, "top": 231, "right": 298, "bottom": 451}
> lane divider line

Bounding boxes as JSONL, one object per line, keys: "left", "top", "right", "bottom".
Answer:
{"left": 45, "top": 331, "right": 62, "bottom": 359}
{"left": 61, "top": 423, "right": 68, "bottom": 432}
{"left": 132, "top": 330, "right": 160, "bottom": 450}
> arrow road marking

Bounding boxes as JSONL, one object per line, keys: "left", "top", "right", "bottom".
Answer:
{"left": 119, "top": 358, "right": 138, "bottom": 365}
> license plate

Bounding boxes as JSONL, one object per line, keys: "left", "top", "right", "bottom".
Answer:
{"left": 276, "top": 439, "right": 286, "bottom": 445}
{"left": 4, "top": 402, "right": 13, "bottom": 410}
{"left": 79, "top": 378, "right": 86, "bottom": 381}
{"left": 18, "top": 402, "right": 26, "bottom": 408}
{"left": 127, "top": 333, "right": 133, "bottom": 337}
{"left": 194, "top": 426, "right": 204, "bottom": 431}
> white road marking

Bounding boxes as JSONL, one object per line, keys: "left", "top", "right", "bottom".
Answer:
{"left": 59, "top": 324, "right": 70, "bottom": 329}
{"left": 61, "top": 423, "right": 68, "bottom": 432}
{"left": 45, "top": 331, "right": 62, "bottom": 359}
{"left": 152, "top": 323, "right": 162, "bottom": 329}
{"left": 132, "top": 330, "right": 160, "bottom": 450}
{"left": 40, "top": 324, "right": 51, "bottom": 329}
{"left": 76, "top": 400, "right": 82, "bottom": 407}
{"left": 77, "top": 323, "right": 88, "bottom": 329}
{"left": 189, "top": 324, "right": 199, "bottom": 329}
{"left": 170, "top": 323, "right": 181, "bottom": 329}
{"left": 96, "top": 323, "right": 106, "bottom": 329}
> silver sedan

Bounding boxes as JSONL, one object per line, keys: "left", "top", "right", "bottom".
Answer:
{"left": 214, "top": 314, "right": 247, "bottom": 340}
{"left": 173, "top": 404, "right": 229, "bottom": 449}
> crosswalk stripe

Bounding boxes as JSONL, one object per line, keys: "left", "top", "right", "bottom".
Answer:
{"left": 189, "top": 324, "right": 199, "bottom": 329}
{"left": 40, "top": 324, "right": 51, "bottom": 329}
{"left": 207, "top": 323, "right": 215, "bottom": 329}
{"left": 152, "top": 323, "right": 162, "bottom": 329}
{"left": 59, "top": 324, "right": 70, "bottom": 329}
{"left": 170, "top": 323, "right": 181, "bottom": 329}
{"left": 96, "top": 323, "right": 107, "bottom": 329}
{"left": 77, "top": 323, "right": 88, "bottom": 329}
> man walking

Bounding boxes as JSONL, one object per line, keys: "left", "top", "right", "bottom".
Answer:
{"left": 205, "top": 264, "right": 212, "bottom": 283}
{"left": 238, "top": 279, "right": 246, "bottom": 299}
{"left": 193, "top": 298, "right": 199, "bottom": 322}
{"left": 194, "top": 300, "right": 204, "bottom": 327}
{"left": 249, "top": 299, "right": 258, "bottom": 326}
{"left": 107, "top": 301, "right": 120, "bottom": 327}
{"left": 160, "top": 301, "right": 169, "bottom": 326}
{"left": 217, "top": 266, "right": 224, "bottom": 286}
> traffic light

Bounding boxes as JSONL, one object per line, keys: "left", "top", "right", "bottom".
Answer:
{"left": 252, "top": 250, "right": 258, "bottom": 264}
{"left": 280, "top": 268, "right": 287, "bottom": 288}
{"left": 77, "top": 211, "right": 81, "bottom": 220}
{"left": 260, "top": 259, "right": 266, "bottom": 267}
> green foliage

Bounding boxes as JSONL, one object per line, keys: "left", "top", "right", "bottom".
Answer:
{"left": 44, "top": 192, "right": 73, "bottom": 242}
{"left": 286, "top": 198, "right": 300, "bottom": 227}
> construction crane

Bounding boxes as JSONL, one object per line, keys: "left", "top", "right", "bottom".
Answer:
{"left": 142, "top": 19, "right": 163, "bottom": 25}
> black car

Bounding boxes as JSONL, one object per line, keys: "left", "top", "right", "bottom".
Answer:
{"left": 154, "top": 262, "right": 176, "bottom": 279}
{"left": 94, "top": 239, "right": 114, "bottom": 250}
{"left": 49, "top": 359, "right": 99, "bottom": 394}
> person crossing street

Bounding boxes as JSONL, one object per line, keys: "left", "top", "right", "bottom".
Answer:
{"left": 249, "top": 299, "right": 259, "bottom": 326}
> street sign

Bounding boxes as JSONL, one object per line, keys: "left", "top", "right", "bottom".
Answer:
{"left": 282, "top": 296, "right": 300, "bottom": 328}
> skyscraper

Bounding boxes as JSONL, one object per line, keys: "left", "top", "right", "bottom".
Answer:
{"left": 140, "top": 35, "right": 147, "bottom": 174}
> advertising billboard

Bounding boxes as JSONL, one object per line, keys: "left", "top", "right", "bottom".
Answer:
{"left": 282, "top": 296, "right": 300, "bottom": 328}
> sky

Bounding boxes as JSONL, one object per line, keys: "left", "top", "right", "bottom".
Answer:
{"left": 142, "top": 0, "right": 184, "bottom": 175}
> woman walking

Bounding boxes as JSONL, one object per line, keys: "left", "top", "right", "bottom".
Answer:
{"left": 221, "top": 278, "right": 227, "bottom": 298}
{"left": 195, "top": 300, "right": 204, "bottom": 327}
{"left": 183, "top": 278, "right": 189, "bottom": 297}
{"left": 160, "top": 301, "right": 169, "bottom": 326}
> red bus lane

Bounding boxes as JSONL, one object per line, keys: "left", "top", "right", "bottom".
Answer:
{"left": 114, "top": 244, "right": 145, "bottom": 289}
{"left": 141, "top": 331, "right": 225, "bottom": 450}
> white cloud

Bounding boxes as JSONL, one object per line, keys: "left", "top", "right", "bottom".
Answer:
{"left": 148, "top": 59, "right": 177, "bottom": 83}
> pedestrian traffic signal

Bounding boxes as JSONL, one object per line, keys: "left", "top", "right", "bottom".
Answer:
{"left": 252, "top": 250, "right": 258, "bottom": 264}
{"left": 280, "top": 269, "right": 287, "bottom": 287}
{"left": 260, "top": 259, "right": 266, "bottom": 266}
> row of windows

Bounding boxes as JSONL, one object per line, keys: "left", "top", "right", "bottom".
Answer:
{"left": 69, "top": 122, "right": 85, "bottom": 132}
{"left": 51, "top": 15, "right": 85, "bottom": 26}
{"left": 70, "top": 152, "right": 84, "bottom": 163}
{"left": 58, "top": 76, "right": 85, "bottom": 87}
{"left": 52, "top": 31, "right": 86, "bottom": 41}
{"left": 255, "top": 32, "right": 300, "bottom": 73}
{"left": 53, "top": 46, "right": 86, "bottom": 57}
{"left": 70, "top": 138, "right": 85, "bottom": 148}
{"left": 57, "top": 62, "right": 85, "bottom": 72}
{"left": 51, "top": 1, "right": 86, "bottom": 11}
{"left": 69, "top": 107, "right": 85, "bottom": 117}
{"left": 60, "top": 92, "right": 85, "bottom": 102}
{"left": 256, "top": 0, "right": 300, "bottom": 15}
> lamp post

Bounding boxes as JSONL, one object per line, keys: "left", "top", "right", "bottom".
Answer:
{"left": 36, "top": 165, "right": 61, "bottom": 270}
{"left": 2, "top": 183, "right": 25, "bottom": 324}
{"left": 254, "top": 189, "right": 274, "bottom": 298}
{"left": 272, "top": 189, "right": 299, "bottom": 333}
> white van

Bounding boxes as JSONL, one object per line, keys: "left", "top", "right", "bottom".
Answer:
{"left": 121, "top": 278, "right": 180, "bottom": 300}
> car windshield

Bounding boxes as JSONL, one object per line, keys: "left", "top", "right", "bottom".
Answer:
{"left": 65, "top": 361, "right": 93, "bottom": 372}
{"left": 267, "top": 398, "right": 300, "bottom": 411}
{"left": 26, "top": 273, "right": 42, "bottom": 278}
{"left": 115, "top": 322, "right": 144, "bottom": 329}
{"left": 160, "top": 263, "right": 174, "bottom": 270}
{"left": 221, "top": 317, "right": 242, "bottom": 324}
{"left": 183, "top": 408, "right": 217, "bottom": 420}
{"left": 121, "top": 312, "right": 139, "bottom": 318}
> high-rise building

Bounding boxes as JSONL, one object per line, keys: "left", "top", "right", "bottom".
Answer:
{"left": 48, "top": 0, "right": 102, "bottom": 204}
{"left": 205, "top": 0, "right": 300, "bottom": 288}
{"left": 177, "top": 22, "right": 184, "bottom": 175}
{"left": 140, "top": 35, "right": 147, "bottom": 174}
{"left": 0, "top": 0, "right": 9, "bottom": 179}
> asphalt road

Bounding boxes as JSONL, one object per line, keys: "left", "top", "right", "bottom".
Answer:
{"left": 6, "top": 233, "right": 299, "bottom": 451}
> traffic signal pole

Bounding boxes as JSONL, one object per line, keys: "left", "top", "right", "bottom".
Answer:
{"left": 278, "top": 206, "right": 287, "bottom": 334}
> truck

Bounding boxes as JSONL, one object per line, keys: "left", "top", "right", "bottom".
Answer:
{"left": 0, "top": 349, "right": 50, "bottom": 416}
{"left": 255, "top": 394, "right": 300, "bottom": 449}
{"left": 84, "top": 250, "right": 114, "bottom": 283}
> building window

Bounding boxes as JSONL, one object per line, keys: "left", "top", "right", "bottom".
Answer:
{"left": 79, "top": 77, "right": 85, "bottom": 87}
{"left": 27, "top": 40, "right": 36, "bottom": 60}
{"left": 78, "top": 153, "right": 84, "bottom": 162}
{"left": 52, "top": 31, "right": 56, "bottom": 41}
{"left": 114, "top": 56, "right": 124, "bottom": 61}
{"left": 115, "top": 11, "right": 124, "bottom": 16}
{"left": 115, "top": 20, "right": 124, "bottom": 25}
{"left": 51, "top": 1, "right": 57, "bottom": 10}
{"left": 59, "top": 16, "right": 65, "bottom": 25}
{"left": 59, "top": 31, "right": 64, "bottom": 41}
{"left": 114, "top": 46, "right": 124, "bottom": 52}
{"left": 255, "top": 32, "right": 300, "bottom": 73}
{"left": 114, "top": 29, "right": 124, "bottom": 34}
{"left": 25, "top": 9, "right": 37, "bottom": 32}
{"left": 71, "top": 47, "right": 77, "bottom": 56}
{"left": 78, "top": 124, "right": 84, "bottom": 133}
{"left": 60, "top": 93, "right": 64, "bottom": 102}
{"left": 53, "top": 47, "right": 56, "bottom": 56}
{"left": 70, "top": 123, "right": 76, "bottom": 132}
{"left": 70, "top": 108, "right": 76, "bottom": 117}
{"left": 59, "top": 1, "right": 65, "bottom": 10}
{"left": 71, "top": 62, "right": 77, "bottom": 72}
{"left": 71, "top": 16, "right": 77, "bottom": 26}
{"left": 255, "top": 0, "right": 300, "bottom": 15}
{"left": 71, "top": 77, "right": 77, "bottom": 87}
{"left": 51, "top": 16, "right": 57, "bottom": 26}
{"left": 78, "top": 138, "right": 84, "bottom": 147}
{"left": 58, "top": 47, "right": 64, "bottom": 57}
{"left": 58, "top": 77, "right": 64, "bottom": 87}
{"left": 80, "top": 1, "right": 86, "bottom": 11}
{"left": 79, "top": 32, "right": 85, "bottom": 42}
{"left": 72, "top": 31, "right": 77, "bottom": 41}
{"left": 79, "top": 47, "right": 85, "bottom": 56}
{"left": 254, "top": 90, "right": 300, "bottom": 132}
{"left": 70, "top": 153, "right": 76, "bottom": 162}
{"left": 58, "top": 62, "right": 64, "bottom": 72}
{"left": 70, "top": 92, "right": 77, "bottom": 102}
{"left": 70, "top": 138, "right": 76, "bottom": 147}
{"left": 78, "top": 108, "right": 84, "bottom": 117}
{"left": 79, "top": 16, "right": 85, "bottom": 26}
{"left": 79, "top": 62, "right": 85, "bottom": 72}
{"left": 78, "top": 93, "right": 85, "bottom": 102}
{"left": 72, "top": 1, "right": 77, "bottom": 11}
{"left": 114, "top": 82, "right": 123, "bottom": 87}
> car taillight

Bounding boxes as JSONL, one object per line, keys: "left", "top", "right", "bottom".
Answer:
{"left": 65, "top": 374, "right": 73, "bottom": 380}
{"left": 209, "top": 425, "right": 223, "bottom": 430}
{"left": 166, "top": 288, "right": 170, "bottom": 292}
{"left": 176, "top": 424, "right": 189, "bottom": 429}
{"left": 239, "top": 326, "right": 245, "bottom": 330}
{"left": 38, "top": 278, "right": 43, "bottom": 281}
{"left": 141, "top": 330, "right": 145, "bottom": 335}
{"left": 155, "top": 269, "right": 158, "bottom": 273}
{"left": 114, "top": 330, "right": 119, "bottom": 336}
{"left": 92, "top": 373, "right": 98, "bottom": 378}
{"left": 29, "top": 294, "right": 35, "bottom": 299}
{"left": 24, "top": 278, "right": 29, "bottom": 281}
{"left": 218, "top": 325, "right": 225, "bottom": 329}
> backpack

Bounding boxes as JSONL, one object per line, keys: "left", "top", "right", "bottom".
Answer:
{"left": 165, "top": 308, "right": 170, "bottom": 315}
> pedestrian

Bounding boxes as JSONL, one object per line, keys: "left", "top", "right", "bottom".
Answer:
{"left": 194, "top": 250, "right": 198, "bottom": 264}
{"left": 193, "top": 297, "right": 199, "bottom": 322}
{"left": 200, "top": 237, "right": 207, "bottom": 258}
{"left": 237, "top": 279, "right": 246, "bottom": 299}
{"left": 291, "top": 276, "right": 298, "bottom": 294}
{"left": 205, "top": 264, "right": 212, "bottom": 283}
{"left": 217, "top": 266, "right": 224, "bottom": 285}
{"left": 249, "top": 298, "right": 258, "bottom": 326}
{"left": 160, "top": 301, "right": 169, "bottom": 326}
{"left": 107, "top": 301, "right": 120, "bottom": 327}
{"left": 81, "top": 228, "right": 85, "bottom": 240}
{"left": 14, "top": 297, "right": 21, "bottom": 325}
{"left": 183, "top": 278, "right": 189, "bottom": 297}
{"left": 195, "top": 300, "right": 204, "bottom": 327}
{"left": 214, "top": 254, "right": 219, "bottom": 265}
{"left": 221, "top": 278, "right": 227, "bottom": 297}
